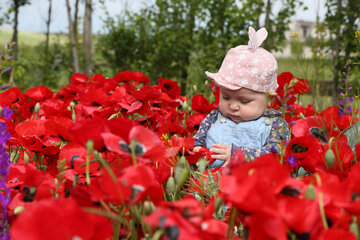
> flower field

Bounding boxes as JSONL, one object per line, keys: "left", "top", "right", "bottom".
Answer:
{"left": 1, "top": 70, "right": 360, "bottom": 240}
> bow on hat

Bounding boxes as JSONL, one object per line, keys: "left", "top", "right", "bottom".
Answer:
{"left": 248, "top": 26, "right": 268, "bottom": 52}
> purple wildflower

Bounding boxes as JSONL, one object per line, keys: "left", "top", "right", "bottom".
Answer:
{"left": 286, "top": 155, "right": 297, "bottom": 167}
{"left": 0, "top": 108, "right": 12, "bottom": 240}
{"left": 0, "top": 85, "right": 9, "bottom": 91}
{"left": 1, "top": 106, "right": 12, "bottom": 120}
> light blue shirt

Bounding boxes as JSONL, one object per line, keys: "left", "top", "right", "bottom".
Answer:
{"left": 206, "top": 112, "right": 272, "bottom": 168}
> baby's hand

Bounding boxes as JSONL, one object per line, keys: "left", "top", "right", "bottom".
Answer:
{"left": 210, "top": 143, "right": 232, "bottom": 165}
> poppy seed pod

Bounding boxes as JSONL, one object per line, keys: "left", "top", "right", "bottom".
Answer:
{"left": 325, "top": 149, "right": 336, "bottom": 167}
{"left": 23, "top": 151, "right": 30, "bottom": 163}
{"left": 305, "top": 184, "right": 316, "bottom": 200}
{"left": 34, "top": 102, "right": 40, "bottom": 113}
{"left": 166, "top": 176, "right": 176, "bottom": 194}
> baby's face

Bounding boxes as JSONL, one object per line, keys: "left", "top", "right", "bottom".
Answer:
{"left": 219, "top": 86, "right": 268, "bottom": 123}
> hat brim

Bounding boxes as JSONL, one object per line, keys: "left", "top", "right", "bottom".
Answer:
{"left": 205, "top": 71, "right": 241, "bottom": 90}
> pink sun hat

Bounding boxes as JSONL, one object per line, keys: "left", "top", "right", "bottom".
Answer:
{"left": 205, "top": 26, "right": 278, "bottom": 94}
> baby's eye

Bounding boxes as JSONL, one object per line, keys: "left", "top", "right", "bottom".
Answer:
{"left": 240, "top": 100, "right": 250, "bottom": 104}
{"left": 223, "top": 96, "right": 230, "bottom": 100}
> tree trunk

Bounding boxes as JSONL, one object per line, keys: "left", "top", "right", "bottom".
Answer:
{"left": 73, "top": 0, "right": 80, "bottom": 44}
{"left": 83, "top": 0, "right": 93, "bottom": 76}
{"left": 45, "top": 0, "right": 52, "bottom": 60}
{"left": 264, "top": 0, "right": 271, "bottom": 30}
{"left": 65, "top": 0, "right": 80, "bottom": 73}
{"left": 11, "top": 0, "right": 20, "bottom": 59}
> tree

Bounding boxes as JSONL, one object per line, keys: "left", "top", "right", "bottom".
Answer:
{"left": 10, "top": 0, "right": 31, "bottom": 59}
{"left": 65, "top": 0, "right": 80, "bottom": 73}
{"left": 45, "top": 0, "right": 52, "bottom": 60}
{"left": 83, "top": 0, "right": 93, "bottom": 76}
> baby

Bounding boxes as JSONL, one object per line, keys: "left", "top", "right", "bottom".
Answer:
{"left": 194, "top": 27, "right": 290, "bottom": 168}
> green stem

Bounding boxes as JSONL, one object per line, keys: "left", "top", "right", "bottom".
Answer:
{"left": 85, "top": 153, "right": 91, "bottom": 185}
{"left": 129, "top": 138, "right": 138, "bottom": 166}
{"left": 314, "top": 173, "right": 328, "bottom": 229}
{"left": 227, "top": 208, "right": 237, "bottom": 238}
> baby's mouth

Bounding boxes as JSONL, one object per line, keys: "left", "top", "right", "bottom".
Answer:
{"left": 229, "top": 114, "right": 242, "bottom": 122}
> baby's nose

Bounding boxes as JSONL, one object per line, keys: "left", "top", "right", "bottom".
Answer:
{"left": 229, "top": 102, "right": 239, "bottom": 110}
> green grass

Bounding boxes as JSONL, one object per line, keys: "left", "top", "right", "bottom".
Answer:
{"left": 277, "top": 57, "right": 334, "bottom": 82}
{"left": 0, "top": 29, "right": 67, "bottom": 46}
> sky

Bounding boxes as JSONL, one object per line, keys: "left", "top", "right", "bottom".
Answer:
{"left": 0, "top": 0, "right": 326, "bottom": 34}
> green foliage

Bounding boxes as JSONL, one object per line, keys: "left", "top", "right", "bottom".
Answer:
{"left": 96, "top": 0, "right": 304, "bottom": 97}
{"left": 324, "top": 0, "right": 360, "bottom": 100}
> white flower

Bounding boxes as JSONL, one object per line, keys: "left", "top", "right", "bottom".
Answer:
{"left": 252, "top": 58, "right": 259, "bottom": 64}
{"left": 227, "top": 63, "right": 234, "bottom": 69}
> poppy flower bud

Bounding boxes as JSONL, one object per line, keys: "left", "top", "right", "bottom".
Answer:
{"left": 34, "top": 102, "right": 40, "bottom": 113}
{"left": 10, "top": 150, "right": 20, "bottom": 163}
{"left": 215, "top": 197, "right": 222, "bottom": 213}
{"left": 143, "top": 201, "right": 156, "bottom": 215}
{"left": 305, "top": 184, "right": 316, "bottom": 200}
{"left": 177, "top": 156, "right": 187, "bottom": 168}
{"left": 108, "top": 113, "right": 117, "bottom": 120}
{"left": 166, "top": 176, "right": 176, "bottom": 194}
{"left": 193, "top": 85, "right": 197, "bottom": 92}
{"left": 72, "top": 111, "right": 76, "bottom": 121}
{"left": 350, "top": 221, "right": 359, "bottom": 238}
{"left": 175, "top": 168, "right": 190, "bottom": 188}
{"left": 86, "top": 139, "right": 94, "bottom": 153}
{"left": 67, "top": 106, "right": 71, "bottom": 111}
{"left": 70, "top": 101, "right": 75, "bottom": 109}
{"left": 196, "top": 158, "right": 207, "bottom": 172}
{"left": 325, "top": 149, "right": 336, "bottom": 167}
{"left": 14, "top": 206, "right": 25, "bottom": 215}
{"left": 23, "top": 151, "right": 30, "bottom": 163}
{"left": 182, "top": 101, "right": 189, "bottom": 110}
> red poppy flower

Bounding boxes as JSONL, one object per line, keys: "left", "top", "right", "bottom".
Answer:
{"left": 37, "top": 98, "right": 72, "bottom": 119}
{"left": 102, "top": 125, "right": 166, "bottom": 165}
{"left": 58, "top": 142, "right": 100, "bottom": 175}
{"left": 219, "top": 154, "right": 289, "bottom": 214}
{"left": 132, "top": 85, "right": 161, "bottom": 101}
{"left": 318, "top": 228, "right": 356, "bottom": 240}
{"left": 246, "top": 211, "right": 287, "bottom": 240}
{"left": 113, "top": 70, "right": 150, "bottom": 86}
{"left": 70, "top": 117, "right": 139, "bottom": 152}
{"left": 191, "top": 94, "right": 216, "bottom": 113}
{"left": 210, "top": 82, "right": 220, "bottom": 106}
{"left": 76, "top": 86, "right": 116, "bottom": 107}
{"left": 0, "top": 87, "right": 26, "bottom": 108}
{"left": 144, "top": 197, "right": 228, "bottom": 240}
{"left": 292, "top": 104, "right": 316, "bottom": 118}
{"left": 186, "top": 113, "right": 207, "bottom": 134}
{"left": 91, "top": 164, "right": 163, "bottom": 205}
{"left": 10, "top": 198, "right": 113, "bottom": 240}
{"left": 25, "top": 85, "right": 53, "bottom": 101}
{"left": 285, "top": 136, "right": 325, "bottom": 173}
{"left": 277, "top": 196, "right": 323, "bottom": 238}
{"left": 70, "top": 73, "right": 88, "bottom": 84}
{"left": 6, "top": 163, "right": 58, "bottom": 212}
{"left": 276, "top": 72, "right": 310, "bottom": 96}
{"left": 158, "top": 78, "right": 181, "bottom": 99}
{"left": 15, "top": 119, "right": 70, "bottom": 155}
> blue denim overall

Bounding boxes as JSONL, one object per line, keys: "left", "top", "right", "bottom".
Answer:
{"left": 206, "top": 112, "right": 272, "bottom": 168}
